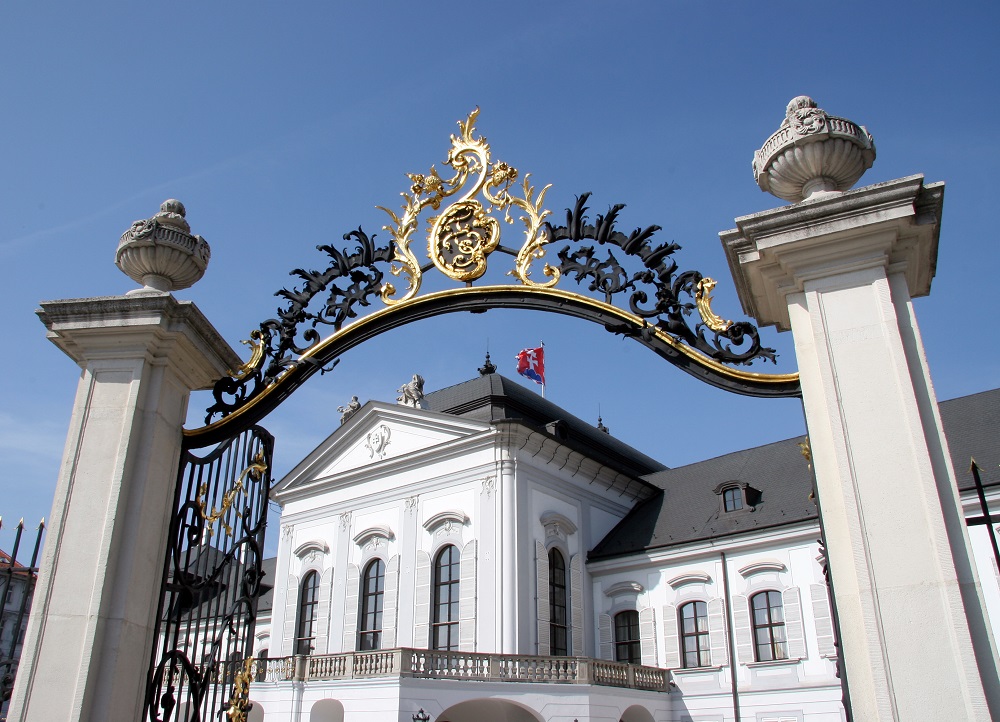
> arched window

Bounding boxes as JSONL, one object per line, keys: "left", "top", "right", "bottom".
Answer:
{"left": 679, "top": 601, "right": 710, "bottom": 668}
{"left": 255, "top": 648, "right": 268, "bottom": 682}
{"left": 549, "top": 548, "right": 568, "bottom": 655}
{"left": 751, "top": 590, "right": 787, "bottom": 661}
{"left": 358, "top": 558, "right": 385, "bottom": 651}
{"left": 614, "top": 610, "right": 641, "bottom": 664}
{"left": 432, "top": 545, "right": 460, "bottom": 650}
{"left": 296, "top": 571, "right": 319, "bottom": 655}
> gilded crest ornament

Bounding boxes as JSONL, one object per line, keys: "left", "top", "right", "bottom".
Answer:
{"left": 378, "top": 107, "right": 555, "bottom": 302}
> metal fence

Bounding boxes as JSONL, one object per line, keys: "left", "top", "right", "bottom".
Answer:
{"left": 0, "top": 518, "right": 45, "bottom": 721}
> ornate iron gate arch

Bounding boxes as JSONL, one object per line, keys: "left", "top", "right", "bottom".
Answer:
{"left": 189, "top": 108, "right": 798, "bottom": 446}
{"left": 147, "top": 108, "right": 799, "bottom": 721}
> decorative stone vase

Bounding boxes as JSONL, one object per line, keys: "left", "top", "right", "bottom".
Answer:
{"left": 754, "top": 96, "right": 876, "bottom": 204}
{"left": 116, "top": 199, "right": 211, "bottom": 293}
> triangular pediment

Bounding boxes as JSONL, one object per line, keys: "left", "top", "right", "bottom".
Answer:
{"left": 273, "top": 401, "right": 493, "bottom": 497}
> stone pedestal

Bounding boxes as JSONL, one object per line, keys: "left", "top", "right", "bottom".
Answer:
{"left": 8, "top": 294, "right": 238, "bottom": 722}
{"left": 722, "top": 175, "right": 1000, "bottom": 720}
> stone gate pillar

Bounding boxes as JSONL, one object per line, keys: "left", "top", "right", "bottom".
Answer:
{"left": 721, "top": 98, "right": 1000, "bottom": 720}
{"left": 8, "top": 202, "right": 239, "bottom": 722}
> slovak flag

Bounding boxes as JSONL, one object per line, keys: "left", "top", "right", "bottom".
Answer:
{"left": 516, "top": 346, "right": 545, "bottom": 386}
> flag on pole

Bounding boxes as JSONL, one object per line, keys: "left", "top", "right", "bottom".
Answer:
{"left": 515, "top": 346, "right": 545, "bottom": 386}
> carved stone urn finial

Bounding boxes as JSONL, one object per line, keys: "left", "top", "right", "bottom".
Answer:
{"left": 753, "top": 96, "right": 876, "bottom": 203}
{"left": 116, "top": 199, "right": 211, "bottom": 294}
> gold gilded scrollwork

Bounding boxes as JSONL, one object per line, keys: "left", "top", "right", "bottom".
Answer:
{"left": 378, "top": 108, "right": 557, "bottom": 301}
{"left": 196, "top": 451, "right": 268, "bottom": 538}
{"left": 500, "top": 175, "right": 558, "bottom": 287}
{"left": 429, "top": 199, "right": 500, "bottom": 282}
{"left": 695, "top": 277, "right": 733, "bottom": 332}
{"left": 224, "top": 657, "right": 255, "bottom": 722}
{"left": 228, "top": 330, "right": 265, "bottom": 380}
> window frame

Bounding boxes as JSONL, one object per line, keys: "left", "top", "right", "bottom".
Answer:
{"left": 358, "top": 558, "right": 386, "bottom": 651}
{"left": 722, "top": 486, "right": 744, "bottom": 512}
{"left": 613, "top": 609, "right": 641, "bottom": 664}
{"left": 750, "top": 590, "right": 788, "bottom": 662}
{"left": 548, "top": 547, "right": 569, "bottom": 656}
{"left": 431, "top": 544, "right": 461, "bottom": 651}
{"left": 678, "top": 600, "right": 711, "bottom": 668}
{"left": 295, "top": 570, "right": 320, "bottom": 655}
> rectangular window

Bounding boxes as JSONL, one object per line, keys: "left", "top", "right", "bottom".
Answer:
{"left": 751, "top": 591, "right": 788, "bottom": 661}
{"left": 549, "top": 549, "right": 568, "bottom": 655}
{"left": 679, "top": 601, "right": 711, "bottom": 668}
{"left": 614, "top": 610, "right": 641, "bottom": 664}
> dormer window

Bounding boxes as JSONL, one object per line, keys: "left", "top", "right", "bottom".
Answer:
{"left": 713, "top": 481, "right": 760, "bottom": 513}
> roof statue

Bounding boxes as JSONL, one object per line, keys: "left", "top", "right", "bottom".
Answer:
{"left": 337, "top": 395, "right": 361, "bottom": 425}
{"left": 396, "top": 374, "right": 427, "bottom": 409}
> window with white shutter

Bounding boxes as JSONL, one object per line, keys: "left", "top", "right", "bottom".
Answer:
{"left": 570, "top": 554, "right": 584, "bottom": 656}
{"left": 281, "top": 574, "right": 297, "bottom": 656}
{"left": 638, "top": 606, "right": 657, "bottom": 666}
{"left": 382, "top": 555, "right": 400, "bottom": 648}
{"left": 535, "top": 541, "right": 550, "bottom": 655}
{"left": 782, "top": 586, "right": 806, "bottom": 660}
{"left": 662, "top": 603, "right": 680, "bottom": 668}
{"left": 342, "top": 563, "right": 360, "bottom": 651}
{"left": 810, "top": 583, "right": 836, "bottom": 657}
{"left": 598, "top": 613, "right": 614, "bottom": 660}
{"left": 314, "top": 567, "right": 334, "bottom": 654}
{"left": 732, "top": 593, "right": 753, "bottom": 664}
{"left": 413, "top": 551, "right": 431, "bottom": 648}
{"left": 458, "top": 540, "right": 477, "bottom": 651}
{"left": 707, "top": 597, "right": 729, "bottom": 666}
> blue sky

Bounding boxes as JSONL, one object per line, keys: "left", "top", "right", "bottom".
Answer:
{"left": 2, "top": 2, "right": 998, "bottom": 553}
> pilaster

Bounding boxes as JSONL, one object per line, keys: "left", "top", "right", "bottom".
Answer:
{"left": 9, "top": 294, "right": 237, "bottom": 722}
{"left": 723, "top": 177, "right": 1000, "bottom": 720}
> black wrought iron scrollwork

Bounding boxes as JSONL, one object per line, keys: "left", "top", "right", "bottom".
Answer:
{"left": 205, "top": 229, "right": 393, "bottom": 422}
{"left": 145, "top": 427, "right": 273, "bottom": 722}
{"left": 202, "top": 193, "right": 783, "bottom": 426}
{"left": 546, "top": 193, "right": 776, "bottom": 366}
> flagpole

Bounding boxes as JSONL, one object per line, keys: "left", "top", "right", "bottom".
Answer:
{"left": 540, "top": 340, "right": 545, "bottom": 398}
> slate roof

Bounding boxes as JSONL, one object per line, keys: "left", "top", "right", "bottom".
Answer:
{"left": 589, "top": 387, "right": 1000, "bottom": 561}
{"left": 258, "top": 556, "right": 276, "bottom": 616}
{"left": 424, "top": 373, "right": 667, "bottom": 479}
{"left": 941, "top": 388, "right": 1000, "bottom": 492}
{"left": 169, "top": 546, "right": 275, "bottom": 623}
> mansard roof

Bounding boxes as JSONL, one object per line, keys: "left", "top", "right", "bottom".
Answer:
{"left": 590, "top": 387, "right": 1000, "bottom": 561}
{"left": 424, "top": 373, "right": 667, "bottom": 479}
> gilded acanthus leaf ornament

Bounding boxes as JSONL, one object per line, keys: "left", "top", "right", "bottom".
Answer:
{"left": 695, "top": 278, "right": 733, "bottom": 333}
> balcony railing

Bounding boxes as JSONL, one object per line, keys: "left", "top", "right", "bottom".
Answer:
{"left": 251, "top": 648, "right": 670, "bottom": 693}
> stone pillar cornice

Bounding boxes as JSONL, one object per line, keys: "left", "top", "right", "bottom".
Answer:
{"left": 37, "top": 293, "right": 240, "bottom": 390}
{"left": 721, "top": 174, "right": 944, "bottom": 330}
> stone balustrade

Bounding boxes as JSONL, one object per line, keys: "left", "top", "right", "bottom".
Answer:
{"left": 249, "top": 649, "right": 670, "bottom": 692}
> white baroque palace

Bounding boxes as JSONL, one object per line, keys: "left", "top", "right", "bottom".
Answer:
{"left": 240, "top": 373, "right": 1000, "bottom": 722}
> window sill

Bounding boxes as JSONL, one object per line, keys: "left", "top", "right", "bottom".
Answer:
{"left": 746, "top": 657, "right": 801, "bottom": 669}
{"left": 671, "top": 665, "right": 723, "bottom": 676}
